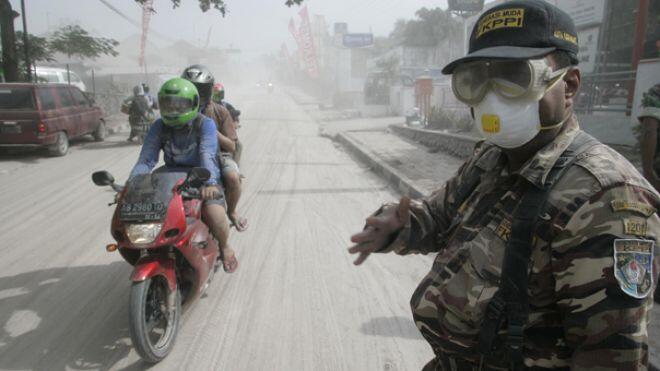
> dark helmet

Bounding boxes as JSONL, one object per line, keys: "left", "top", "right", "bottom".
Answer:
{"left": 181, "top": 64, "right": 214, "bottom": 102}
{"left": 141, "top": 83, "right": 150, "bottom": 93}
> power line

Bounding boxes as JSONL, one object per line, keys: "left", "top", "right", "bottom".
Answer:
{"left": 97, "top": 0, "right": 174, "bottom": 42}
{"left": 98, "top": 0, "right": 140, "bottom": 27}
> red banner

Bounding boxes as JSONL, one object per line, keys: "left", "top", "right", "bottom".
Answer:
{"left": 288, "top": 18, "right": 300, "bottom": 47}
{"left": 297, "top": 6, "right": 319, "bottom": 79}
{"left": 139, "top": 0, "right": 153, "bottom": 67}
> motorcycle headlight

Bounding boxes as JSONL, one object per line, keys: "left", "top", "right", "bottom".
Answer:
{"left": 126, "top": 223, "right": 163, "bottom": 245}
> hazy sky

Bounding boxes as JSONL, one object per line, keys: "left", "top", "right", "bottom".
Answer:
{"left": 10, "top": 0, "right": 449, "bottom": 53}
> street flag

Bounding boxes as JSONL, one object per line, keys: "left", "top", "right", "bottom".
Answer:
{"left": 139, "top": 0, "right": 153, "bottom": 68}
{"left": 298, "top": 6, "right": 319, "bottom": 79}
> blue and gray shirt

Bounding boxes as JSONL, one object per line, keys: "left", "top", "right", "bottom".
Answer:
{"left": 129, "top": 116, "right": 220, "bottom": 185}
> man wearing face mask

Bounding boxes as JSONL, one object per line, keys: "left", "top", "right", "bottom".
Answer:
{"left": 349, "top": 1, "right": 660, "bottom": 370}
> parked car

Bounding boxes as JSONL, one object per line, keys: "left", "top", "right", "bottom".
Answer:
{"left": 34, "top": 66, "right": 87, "bottom": 92}
{"left": 0, "top": 83, "right": 105, "bottom": 156}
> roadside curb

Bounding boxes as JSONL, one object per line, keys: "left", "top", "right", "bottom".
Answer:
{"left": 335, "top": 131, "right": 425, "bottom": 198}
{"left": 389, "top": 124, "right": 479, "bottom": 159}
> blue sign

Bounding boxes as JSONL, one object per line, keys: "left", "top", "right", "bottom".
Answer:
{"left": 334, "top": 22, "right": 348, "bottom": 34}
{"left": 342, "top": 33, "right": 374, "bottom": 48}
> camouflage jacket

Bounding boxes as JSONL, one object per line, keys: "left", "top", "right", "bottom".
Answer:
{"left": 379, "top": 116, "right": 660, "bottom": 369}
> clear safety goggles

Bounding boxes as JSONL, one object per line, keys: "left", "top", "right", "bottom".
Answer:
{"left": 451, "top": 59, "right": 569, "bottom": 105}
{"left": 158, "top": 95, "right": 196, "bottom": 116}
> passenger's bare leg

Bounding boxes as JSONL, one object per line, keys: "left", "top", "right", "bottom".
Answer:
{"left": 202, "top": 203, "right": 238, "bottom": 272}
{"left": 224, "top": 171, "right": 247, "bottom": 231}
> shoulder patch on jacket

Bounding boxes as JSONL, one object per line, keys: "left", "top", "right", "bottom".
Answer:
{"left": 613, "top": 239, "right": 654, "bottom": 299}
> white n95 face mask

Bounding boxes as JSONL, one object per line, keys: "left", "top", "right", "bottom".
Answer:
{"left": 473, "top": 92, "right": 565, "bottom": 149}
{"left": 471, "top": 64, "right": 569, "bottom": 149}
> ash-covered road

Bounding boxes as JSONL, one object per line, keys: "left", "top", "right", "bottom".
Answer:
{"left": 0, "top": 88, "right": 435, "bottom": 371}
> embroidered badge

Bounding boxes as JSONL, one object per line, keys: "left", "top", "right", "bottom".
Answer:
{"left": 623, "top": 218, "right": 648, "bottom": 237}
{"left": 611, "top": 200, "right": 656, "bottom": 217}
{"left": 477, "top": 8, "right": 525, "bottom": 38}
{"left": 613, "top": 239, "right": 654, "bottom": 299}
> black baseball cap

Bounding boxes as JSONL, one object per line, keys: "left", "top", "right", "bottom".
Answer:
{"left": 442, "top": 0, "right": 579, "bottom": 74}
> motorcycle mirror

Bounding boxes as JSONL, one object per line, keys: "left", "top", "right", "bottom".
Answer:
{"left": 188, "top": 167, "right": 211, "bottom": 185}
{"left": 92, "top": 171, "right": 115, "bottom": 186}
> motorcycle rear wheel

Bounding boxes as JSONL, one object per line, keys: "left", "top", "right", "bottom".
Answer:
{"left": 128, "top": 276, "right": 180, "bottom": 363}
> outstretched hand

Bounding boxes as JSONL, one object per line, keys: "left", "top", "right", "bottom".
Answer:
{"left": 348, "top": 196, "right": 411, "bottom": 265}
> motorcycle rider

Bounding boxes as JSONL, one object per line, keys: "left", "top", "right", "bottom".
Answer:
{"left": 182, "top": 65, "right": 247, "bottom": 232}
{"left": 123, "top": 85, "right": 151, "bottom": 142}
{"left": 129, "top": 77, "right": 238, "bottom": 273}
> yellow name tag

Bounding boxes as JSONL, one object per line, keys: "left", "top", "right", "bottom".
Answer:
{"left": 553, "top": 30, "right": 578, "bottom": 45}
{"left": 623, "top": 218, "right": 648, "bottom": 237}
{"left": 477, "top": 8, "right": 525, "bottom": 38}
{"left": 611, "top": 200, "right": 656, "bottom": 217}
{"left": 481, "top": 114, "right": 500, "bottom": 133}
{"left": 495, "top": 218, "right": 512, "bottom": 241}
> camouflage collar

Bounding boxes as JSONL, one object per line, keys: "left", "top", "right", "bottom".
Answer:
{"left": 475, "top": 144, "right": 504, "bottom": 171}
{"left": 516, "top": 115, "right": 580, "bottom": 188}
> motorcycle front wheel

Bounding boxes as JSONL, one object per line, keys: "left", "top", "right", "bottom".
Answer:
{"left": 128, "top": 276, "right": 181, "bottom": 363}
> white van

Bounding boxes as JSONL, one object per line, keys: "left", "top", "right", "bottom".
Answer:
{"left": 34, "top": 67, "right": 87, "bottom": 92}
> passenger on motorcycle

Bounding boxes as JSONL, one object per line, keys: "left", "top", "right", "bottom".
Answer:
{"left": 182, "top": 65, "right": 247, "bottom": 232}
{"left": 212, "top": 83, "right": 243, "bottom": 165}
{"left": 129, "top": 77, "right": 238, "bottom": 273}
{"left": 142, "top": 83, "right": 159, "bottom": 111}
{"left": 212, "top": 83, "right": 241, "bottom": 125}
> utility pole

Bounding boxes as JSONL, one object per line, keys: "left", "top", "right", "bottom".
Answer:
{"left": 0, "top": 0, "right": 20, "bottom": 82}
{"left": 20, "top": 0, "right": 30, "bottom": 82}
{"left": 631, "top": 0, "right": 649, "bottom": 72}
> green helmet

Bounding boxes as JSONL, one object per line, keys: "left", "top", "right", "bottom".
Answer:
{"left": 158, "top": 77, "right": 199, "bottom": 127}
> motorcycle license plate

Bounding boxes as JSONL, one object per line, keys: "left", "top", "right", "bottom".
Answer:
{"left": 120, "top": 201, "right": 166, "bottom": 221}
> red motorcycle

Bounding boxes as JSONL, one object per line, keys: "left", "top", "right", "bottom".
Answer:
{"left": 92, "top": 168, "right": 219, "bottom": 362}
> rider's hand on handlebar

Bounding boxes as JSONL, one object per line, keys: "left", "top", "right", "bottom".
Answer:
{"left": 201, "top": 185, "right": 221, "bottom": 200}
{"left": 348, "top": 197, "right": 410, "bottom": 265}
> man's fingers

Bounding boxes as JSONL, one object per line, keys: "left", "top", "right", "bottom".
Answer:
{"left": 353, "top": 252, "right": 370, "bottom": 265}
{"left": 365, "top": 216, "right": 386, "bottom": 228}
{"left": 397, "top": 196, "right": 411, "bottom": 221}
{"left": 350, "top": 226, "right": 376, "bottom": 243}
{"left": 348, "top": 241, "right": 373, "bottom": 254}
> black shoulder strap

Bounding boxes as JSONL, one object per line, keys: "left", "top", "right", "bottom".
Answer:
{"left": 478, "top": 132, "right": 599, "bottom": 369}
{"left": 192, "top": 113, "right": 204, "bottom": 135}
